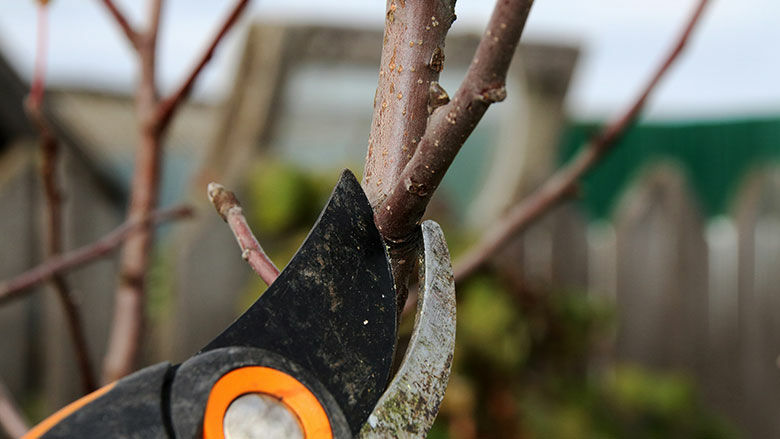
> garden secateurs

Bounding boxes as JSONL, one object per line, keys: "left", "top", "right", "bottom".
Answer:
{"left": 23, "top": 170, "right": 456, "bottom": 439}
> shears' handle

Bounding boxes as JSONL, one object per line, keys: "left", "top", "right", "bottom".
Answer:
{"left": 25, "top": 347, "right": 352, "bottom": 439}
{"left": 24, "top": 362, "right": 172, "bottom": 438}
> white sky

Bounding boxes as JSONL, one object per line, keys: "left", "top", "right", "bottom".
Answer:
{"left": 0, "top": 0, "right": 778, "bottom": 120}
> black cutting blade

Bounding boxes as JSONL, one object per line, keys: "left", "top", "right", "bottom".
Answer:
{"left": 200, "top": 169, "right": 397, "bottom": 434}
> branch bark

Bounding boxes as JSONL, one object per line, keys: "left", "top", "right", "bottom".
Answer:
{"left": 0, "top": 378, "right": 28, "bottom": 439}
{"left": 364, "top": 0, "right": 534, "bottom": 305}
{"left": 375, "top": 0, "right": 534, "bottom": 242}
{"left": 454, "top": 0, "right": 710, "bottom": 283}
{"left": 362, "top": 0, "right": 459, "bottom": 308}
{"left": 208, "top": 183, "right": 279, "bottom": 286}
{"left": 0, "top": 205, "right": 193, "bottom": 306}
{"left": 363, "top": 0, "right": 456, "bottom": 209}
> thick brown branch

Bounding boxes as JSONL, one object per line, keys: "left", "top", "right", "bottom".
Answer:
{"left": 156, "top": 0, "right": 250, "bottom": 130}
{"left": 375, "top": 0, "right": 534, "bottom": 242}
{"left": 454, "top": 0, "right": 710, "bottom": 283}
{"left": 0, "top": 378, "right": 28, "bottom": 439}
{"left": 363, "top": 0, "right": 456, "bottom": 209}
{"left": 208, "top": 183, "right": 280, "bottom": 286}
{"left": 27, "top": 3, "right": 97, "bottom": 394}
{"left": 98, "top": 0, "right": 140, "bottom": 49}
{"left": 0, "top": 205, "right": 193, "bottom": 305}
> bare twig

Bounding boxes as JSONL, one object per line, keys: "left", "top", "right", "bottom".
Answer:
{"left": 103, "top": 0, "right": 250, "bottom": 383}
{"left": 0, "top": 205, "right": 193, "bottom": 305}
{"left": 454, "top": 0, "right": 710, "bottom": 283}
{"left": 375, "top": 0, "right": 534, "bottom": 242}
{"left": 98, "top": 0, "right": 140, "bottom": 49}
{"left": 208, "top": 183, "right": 280, "bottom": 286}
{"left": 28, "top": 3, "right": 97, "bottom": 394}
{"left": 156, "top": 0, "right": 250, "bottom": 130}
{"left": 0, "top": 378, "right": 28, "bottom": 439}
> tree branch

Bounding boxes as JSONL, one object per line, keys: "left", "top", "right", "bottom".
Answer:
{"left": 27, "top": 2, "right": 97, "bottom": 394}
{"left": 98, "top": 0, "right": 140, "bottom": 49}
{"left": 156, "top": 0, "right": 250, "bottom": 130}
{"left": 101, "top": 0, "right": 166, "bottom": 384}
{"left": 362, "top": 0, "right": 458, "bottom": 309}
{"left": 375, "top": 0, "right": 534, "bottom": 242}
{"left": 0, "top": 205, "right": 193, "bottom": 306}
{"left": 208, "top": 183, "right": 280, "bottom": 286}
{"left": 362, "top": 0, "right": 457, "bottom": 209}
{"left": 0, "top": 378, "right": 28, "bottom": 439}
{"left": 454, "top": 0, "right": 710, "bottom": 283}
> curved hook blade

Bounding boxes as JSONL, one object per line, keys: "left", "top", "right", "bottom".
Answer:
{"left": 201, "top": 170, "right": 398, "bottom": 434}
{"left": 359, "top": 220, "right": 456, "bottom": 438}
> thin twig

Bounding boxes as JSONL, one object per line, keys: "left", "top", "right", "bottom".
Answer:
{"left": 375, "top": 0, "right": 535, "bottom": 242}
{"left": 28, "top": 3, "right": 97, "bottom": 394}
{"left": 98, "top": 0, "right": 140, "bottom": 49}
{"left": 0, "top": 377, "right": 28, "bottom": 439}
{"left": 156, "top": 0, "right": 250, "bottom": 130}
{"left": 454, "top": 0, "right": 710, "bottom": 283}
{"left": 208, "top": 183, "right": 280, "bottom": 286}
{"left": 0, "top": 205, "right": 194, "bottom": 305}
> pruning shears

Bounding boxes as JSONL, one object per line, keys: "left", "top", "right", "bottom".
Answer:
{"left": 23, "top": 170, "right": 456, "bottom": 439}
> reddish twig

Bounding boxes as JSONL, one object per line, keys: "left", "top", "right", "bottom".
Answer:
{"left": 28, "top": 4, "right": 48, "bottom": 109}
{"left": 0, "top": 378, "right": 28, "bottom": 439}
{"left": 454, "top": 0, "right": 710, "bottom": 283}
{"left": 102, "top": 0, "right": 250, "bottom": 383}
{"left": 208, "top": 183, "right": 280, "bottom": 286}
{"left": 156, "top": 0, "right": 250, "bottom": 130}
{"left": 98, "top": 0, "right": 140, "bottom": 48}
{"left": 0, "top": 205, "right": 193, "bottom": 306}
{"left": 374, "top": 0, "right": 534, "bottom": 244}
{"left": 27, "top": 3, "right": 97, "bottom": 394}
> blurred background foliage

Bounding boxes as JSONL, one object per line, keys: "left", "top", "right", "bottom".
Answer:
{"left": 231, "top": 160, "right": 739, "bottom": 439}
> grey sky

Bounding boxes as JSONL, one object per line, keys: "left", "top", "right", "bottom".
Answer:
{"left": 0, "top": 0, "right": 777, "bottom": 120}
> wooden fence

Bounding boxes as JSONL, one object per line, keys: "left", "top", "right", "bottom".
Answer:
{"left": 518, "top": 162, "right": 780, "bottom": 437}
